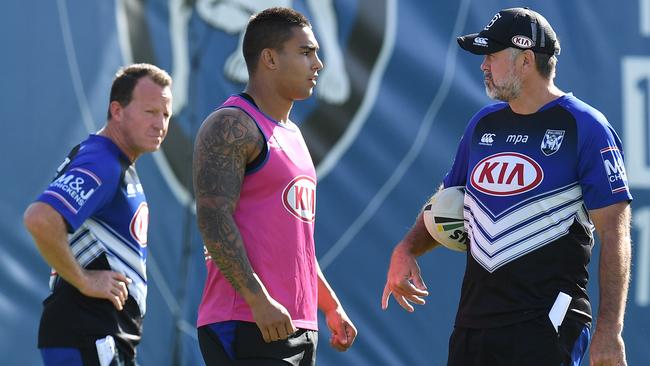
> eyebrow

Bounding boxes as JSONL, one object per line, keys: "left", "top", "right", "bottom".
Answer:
{"left": 299, "top": 45, "right": 318, "bottom": 52}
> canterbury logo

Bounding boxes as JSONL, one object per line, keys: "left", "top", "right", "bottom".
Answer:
{"left": 480, "top": 133, "right": 496, "bottom": 145}
{"left": 474, "top": 37, "right": 489, "bottom": 46}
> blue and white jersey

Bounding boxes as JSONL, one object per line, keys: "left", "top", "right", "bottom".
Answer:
{"left": 443, "top": 94, "right": 632, "bottom": 328}
{"left": 37, "top": 134, "right": 149, "bottom": 315}
{"left": 36, "top": 134, "right": 149, "bottom": 354}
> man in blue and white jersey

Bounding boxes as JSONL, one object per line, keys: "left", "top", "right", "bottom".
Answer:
{"left": 24, "top": 64, "right": 172, "bottom": 366}
{"left": 382, "top": 8, "right": 631, "bottom": 366}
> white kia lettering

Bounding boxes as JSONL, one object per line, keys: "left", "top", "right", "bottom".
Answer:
{"left": 470, "top": 152, "right": 543, "bottom": 196}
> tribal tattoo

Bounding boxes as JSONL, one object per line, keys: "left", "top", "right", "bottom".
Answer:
{"left": 193, "top": 109, "right": 264, "bottom": 295}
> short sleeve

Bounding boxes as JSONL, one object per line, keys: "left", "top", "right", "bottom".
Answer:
{"left": 577, "top": 116, "right": 633, "bottom": 210}
{"left": 443, "top": 105, "right": 503, "bottom": 188}
{"left": 443, "top": 129, "right": 471, "bottom": 188}
{"left": 37, "top": 157, "right": 120, "bottom": 232}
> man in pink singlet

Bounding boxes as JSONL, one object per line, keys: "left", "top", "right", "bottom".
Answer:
{"left": 192, "top": 7, "right": 357, "bottom": 365}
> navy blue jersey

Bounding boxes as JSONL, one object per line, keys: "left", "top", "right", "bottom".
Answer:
{"left": 443, "top": 94, "right": 632, "bottom": 328}
{"left": 36, "top": 135, "right": 148, "bottom": 356}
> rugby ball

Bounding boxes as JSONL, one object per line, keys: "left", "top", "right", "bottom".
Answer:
{"left": 422, "top": 186, "right": 468, "bottom": 252}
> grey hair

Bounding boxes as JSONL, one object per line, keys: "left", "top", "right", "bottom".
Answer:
{"left": 508, "top": 47, "right": 556, "bottom": 80}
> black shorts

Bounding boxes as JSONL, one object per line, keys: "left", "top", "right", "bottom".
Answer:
{"left": 198, "top": 321, "right": 317, "bottom": 366}
{"left": 448, "top": 316, "right": 591, "bottom": 366}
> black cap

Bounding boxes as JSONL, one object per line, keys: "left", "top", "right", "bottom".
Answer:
{"left": 457, "top": 7, "right": 560, "bottom": 56}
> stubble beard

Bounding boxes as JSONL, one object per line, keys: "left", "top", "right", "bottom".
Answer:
{"left": 484, "top": 68, "right": 522, "bottom": 102}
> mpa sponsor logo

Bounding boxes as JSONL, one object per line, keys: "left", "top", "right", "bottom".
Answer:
{"left": 511, "top": 35, "right": 533, "bottom": 49}
{"left": 480, "top": 133, "right": 496, "bottom": 146}
{"left": 130, "top": 202, "right": 149, "bottom": 247}
{"left": 506, "top": 134, "right": 528, "bottom": 144}
{"left": 282, "top": 176, "right": 317, "bottom": 222}
{"left": 46, "top": 168, "right": 101, "bottom": 213}
{"left": 541, "top": 129, "right": 565, "bottom": 156}
{"left": 601, "top": 146, "right": 629, "bottom": 193}
{"left": 474, "top": 37, "right": 489, "bottom": 47}
{"left": 470, "top": 152, "right": 543, "bottom": 196}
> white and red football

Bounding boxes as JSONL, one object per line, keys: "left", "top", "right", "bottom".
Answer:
{"left": 422, "top": 186, "right": 468, "bottom": 252}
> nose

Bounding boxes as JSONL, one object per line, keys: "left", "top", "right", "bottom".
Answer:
{"left": 153, "top": 113, "right": 168, "bottom": 132}
{"left": 480, "top": 56, "right": 489, "bottom": 72}
{"left": 313, "top": 53, "right": 323, "bottom": 71}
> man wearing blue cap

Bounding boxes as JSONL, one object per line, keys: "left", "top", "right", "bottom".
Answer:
{"left": 383, "top": 7, "right": 631, "bottom": 366}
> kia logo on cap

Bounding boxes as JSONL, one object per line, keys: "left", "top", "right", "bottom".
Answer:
{"left": 512, "top": 35, "right": 533, "bottom": 49}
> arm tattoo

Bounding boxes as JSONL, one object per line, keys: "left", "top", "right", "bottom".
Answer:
{"left": 193, "top": 109, "right": 264, "bottom": 296}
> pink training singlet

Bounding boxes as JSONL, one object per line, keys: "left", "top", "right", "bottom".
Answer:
{"left": 197, "top": 95, "right": 318, "bottom": 330}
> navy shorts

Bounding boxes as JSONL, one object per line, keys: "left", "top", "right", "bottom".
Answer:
{"left": 448, "top": 316, "right": 591, "bottom": 366}
{"left": 198, "top": 321, "right": 317, "bottom": 366}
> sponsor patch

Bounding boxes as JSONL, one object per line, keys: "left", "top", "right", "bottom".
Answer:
{"left": 541, "top": 129, "right": 565, "bottom": 156}
{"left": 44, "top": 168, "right": 101, "bottom": 214}
{"left": 473, "top": 37, "right": 489, "bottom": 47}
{"left": 479, "top": 133, "right": 496, "bottom": 146}
{"left": 511, "top": 35, "right": 533, "bottom": 49}
{"left": 282, "top": 175, "right": 316, "bottom": 222}
{"left": 506, "top": 134, "right": 528, "bottom": 144}
{"left": 470, "top": 152, "right": 543, "bottom": 196}
{"left": 130, "top": 202, "right": 149, "bottom": 246}
{"left": 600, "top": 146, "right": 629, "bottom": 194}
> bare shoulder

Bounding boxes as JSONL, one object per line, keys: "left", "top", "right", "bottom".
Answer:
{"left": 195, "top": 107, "right": 262, "bottom": 154}
{"left": 193, "top": 107, "right": 263, "bottom": 201}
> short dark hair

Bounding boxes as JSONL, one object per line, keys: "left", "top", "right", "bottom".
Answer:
{"left": 243, "top": 7, "right": 311, "bottom": 75}
{"left": 107, "top": 63, "right": 172, "bottom": 119}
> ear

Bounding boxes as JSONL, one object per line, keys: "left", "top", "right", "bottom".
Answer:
{"left": 521, "top": 50, "right": 535, "bottom": 70}
{"left": 260, "top": 48, "right": 278, "bottom": 70}
{"left": 109, "top": 101, "right": 123, "bottom": 122}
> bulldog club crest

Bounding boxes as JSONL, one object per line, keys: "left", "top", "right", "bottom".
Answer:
{"left": 115, "top": 0, "right": 390, "bottom": 203}
{"left": 541, "top": 129, "right": 565, "bottom": 156}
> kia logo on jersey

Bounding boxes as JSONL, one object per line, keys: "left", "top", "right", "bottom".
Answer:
{"left": 282, "top": 176, "right": 317, "bottom": 222}
{"left": 130, "top": 202, "right": 149, "bottom": 247}
{"left": 470, "top": 152, "right": 543, "bottom": 196}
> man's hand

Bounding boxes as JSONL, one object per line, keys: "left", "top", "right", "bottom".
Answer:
{"left": 381, "top": 242, "right": 429, "bottom": 312}
{"left": 589, "top": 328, "right": 627, "bottom": 366}
{"left": 324, "top": 307, "right": 357, "bottom": 351}
{"left": 249, "top": 295, "right": 297, "bottom": 343}
{"left": 79, "top": 270, "right": 131, "bottom": 311}
{"left": 23, "top": 202, "right": 131, "bottom": 311}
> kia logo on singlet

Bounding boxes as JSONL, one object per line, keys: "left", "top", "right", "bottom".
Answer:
{"left": 130, "top": 202, "right": 149, "bottom": 247}
{"left": 282, "top": 176, "right": 316, "bottom": 222}
{"left": 470, "top": 152, "right": 543, "bottom": 196}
